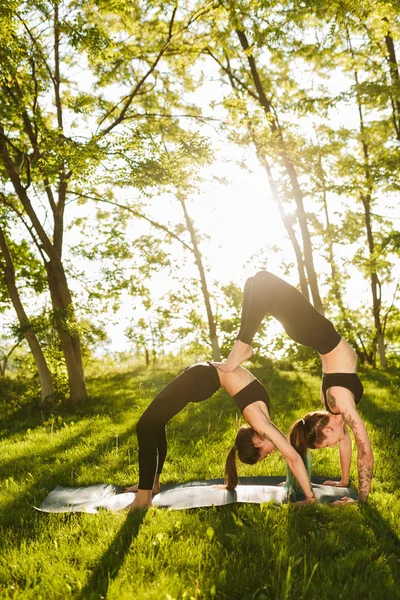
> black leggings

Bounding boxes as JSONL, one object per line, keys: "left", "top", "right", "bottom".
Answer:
{"left": 237, "top": 271, "right": 341, "bottom": 354}
{"left": 136, "top": 363, "right": 220, "bottom": 490}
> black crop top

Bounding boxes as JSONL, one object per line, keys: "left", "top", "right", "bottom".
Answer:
{"left": 321, "top": 372, "right": 364, "bottom": 415}
{"left": 233, "top": 380, "right": 271, "bottom": 414}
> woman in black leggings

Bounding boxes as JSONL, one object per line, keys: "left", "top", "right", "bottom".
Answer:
{"left": 219, "top": 271, "right": 373, "bottom": 504}
{"left": 126, "top": 361, "right": 315, "bottom": 511}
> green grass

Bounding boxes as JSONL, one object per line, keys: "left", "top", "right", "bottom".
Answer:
{"left": 1, "top": 362, "right": 400, "bottom": 600}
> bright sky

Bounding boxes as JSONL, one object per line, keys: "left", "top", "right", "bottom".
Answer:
{"left": 87, "top": 55, "right": 399, "bottom": 354}
{"left": 60, "top": 51, "right": 400, "bottom": 355}
{"left": 1, "top": 36, "right": 399, "bottom": 359}
{"left": 81, "top": 141, "right": 399, "bottom": 355}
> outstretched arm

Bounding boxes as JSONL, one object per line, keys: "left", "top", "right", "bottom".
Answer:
{"left": 342, "top": 406, "right": 373, "bottom": 502}
{"left": 330, "top": 396, "right": 373, "bottom": 503}
{"left": 338, "top": 424, "right": 352, "bottom": 485}
{"left": 242, "top": 404, "right": 315, "bottom": 502}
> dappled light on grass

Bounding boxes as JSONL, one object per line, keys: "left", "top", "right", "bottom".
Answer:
{"left": 0, "top": 364, "right": 399, "bottom": 598}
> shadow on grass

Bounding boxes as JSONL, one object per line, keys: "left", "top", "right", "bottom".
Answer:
{"left": 77, "top": 510, "right": 146, "bottom": 600}
{"left": 180, "top": 502, "right": 290, "bottom": 600}
{"left": 0, "top": 403, "right": 49, "bottom": 439}
{"left": 0, "top": 418, "right": 140, "bottom": 536}
{"left": 0, "top": 365, "right": 174, "bottom": 440}
{"left": 359, "top": 367, "right": 400, "bottom": 388}
{"left": 281, "top": 501, "right": 400, "bottom": 600}
{"left": 358, "top": 393, "right": 400, "bottom": 431}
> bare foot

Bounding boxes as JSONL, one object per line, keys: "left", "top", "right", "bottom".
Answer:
{"left": 126, "top": 498, "right": 153, "bottom": 512}
{"left": 217, "top": 340, "right": 253, "bottom": 372}
{"left": 127, "top": 489, "right": 153, "bottom": 511}
{"left": 124, "top": 484, "right": 139, "bottom": 494}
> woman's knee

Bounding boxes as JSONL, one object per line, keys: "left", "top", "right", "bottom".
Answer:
{"left": 254, "top": 270, "right": 271, "bottom": 283}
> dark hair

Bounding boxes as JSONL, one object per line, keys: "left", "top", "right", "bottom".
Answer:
{"left": 285, "top": 411, "right": 330, "bottom": 495}
{"left": 289, "top": 411, "right": 330, "bottom": 459}
{"left": 224, "top": 426, "right": 260, "bottom": 490}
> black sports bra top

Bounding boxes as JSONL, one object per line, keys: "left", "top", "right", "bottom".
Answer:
{"left": 321, "top": 372, "right": 364, "bottom": 415}
{"left": 233, "top": 379, "right": 270, "bottom": 414}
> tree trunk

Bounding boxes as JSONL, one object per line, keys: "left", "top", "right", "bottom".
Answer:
{"left": 360, "top": 194, "right": 387, "bottom": 368}
{"left": 315, "top": 151, "right": 367, "bottom": 363}
{"left": 0, "top": 125, "right": 88, "bottom": 402}
{"left": 352, "top": 59, "right": 388, "bottom": 369}
{"left": 45, "top": 260, "right": 88, "bottom": 402}
{"left": 253, "top": 142, "right": 310, "bottom": 299}
{"left": 178, "top": 195, "right": 221, "bottom": 361}
{"left": 220, "top": 56, "right": 310, "bottom": 300}
{"left": 234, "top": 28, "right": 324, "bottom": 314}
{"left": 384, "top": 26, "right": 400, "bottom": 142}
{"left": 0, "top": 228, "right": 56, "bottom": 404}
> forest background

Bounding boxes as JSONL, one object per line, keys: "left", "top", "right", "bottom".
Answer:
{"left": 0, "top": 0, "right": 399, "bottom": 406}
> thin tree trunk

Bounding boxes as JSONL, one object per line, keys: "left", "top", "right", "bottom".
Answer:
{"left": 221, "top": 53, "right": 310, "bottom": 299}
{"left": 360, "top": 193, "right": 387, "bottom": 367}
{"left": 254, "top": 143, "right": 310, "bottom": 299}
{"left": 178, "top": 194, "right": 221, "bottom": 361}
{"left": 383, "top": 25, "right": 400, "bottom": 142}
{"left": 233, "top": 28, "right": 324, "bottom": 314}
{"left": 353, "top": 64, "right": 387, "bottom": 368}
{"left": 0, "top": 341, "right": 21, "bottom": 378}
{"left": 0, "top": 227, "right": 56, "bottom": 404}
{"left": 44, "top": 259, "right": 88, "bottom": 401}
{"left": 0, "top": 126, "right": 88, "bottom": 402}
{"left": 315, "top": 151, "right": 367, "bottom": 363}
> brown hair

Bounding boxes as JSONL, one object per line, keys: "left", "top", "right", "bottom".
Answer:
{"left": 224, "top": 426, "right": 261, "bottom": 490}
{"left": 289, "top": 411, "right": 330, "bottom": 462}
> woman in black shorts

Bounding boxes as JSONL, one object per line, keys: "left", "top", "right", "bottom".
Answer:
{"left": 219, "top": 271, "right": 373, "bottom": 504}
{"left": 126, "top": 361, "right": 315, "bottom": 511}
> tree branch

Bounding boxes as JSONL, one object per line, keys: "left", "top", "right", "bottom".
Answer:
{"left": 98, "top": 2, "right": 215, "bottom": 136}
{"left": 0, "top": 126, "right": 56, "bottom": 261}
{"left": 68, "top": 191, "right": 194, "bottom": 252}
{"left": 205, "top": 47, "right": 261, "bottom": 102}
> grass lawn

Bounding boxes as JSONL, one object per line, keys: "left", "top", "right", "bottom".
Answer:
{"left": 0, "top": 361, "right": 399, "bottom": 600}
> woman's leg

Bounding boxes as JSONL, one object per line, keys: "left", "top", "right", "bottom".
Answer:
{"left": 240, "top": 271, "right": 340, "bottom": 351}
{"left": 136, "top": 364, "right": 220, "bottom": 490}
{"left": 155, "top": 427, "right": 167, "bottom": 478}
{"left": 220, "top": 271, "right": 340, "bottom": 371}
{"left": 236, "top": 276, "right": 254, "bottom": 341}
{"left": 136, "top": 383, "right": 191, "bottom": 490}
{"left": 218, "top": 277, "right": 255, "bottom": 372}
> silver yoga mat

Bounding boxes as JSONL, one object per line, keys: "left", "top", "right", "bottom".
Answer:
{"left": 36, "top": 477, "right": 357, "bottom": 513}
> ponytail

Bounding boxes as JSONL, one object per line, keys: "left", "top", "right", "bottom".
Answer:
{"left": 285, "top": 411, "right": 330, "bottom": 495}
{"left": 225, "top": 446, "right": 239, "bottom": 491}
{"left": 225, "top": 426, "right": 262, "bottom": 490}
{"left": 285, "top": 419, "right": 311, "bottom": 495}
{"left": 289, "top": 419, "right": 310, "bottom": 464}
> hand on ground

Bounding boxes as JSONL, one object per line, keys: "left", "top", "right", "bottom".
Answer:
{"left": 331, "top": 496, "right": 357, "bottom": 506}
{"left": 322, "top": 480, "right": 349, "bottom": 487}
{"left": 211, "top": 484, "right": 228, "bottom": 490}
